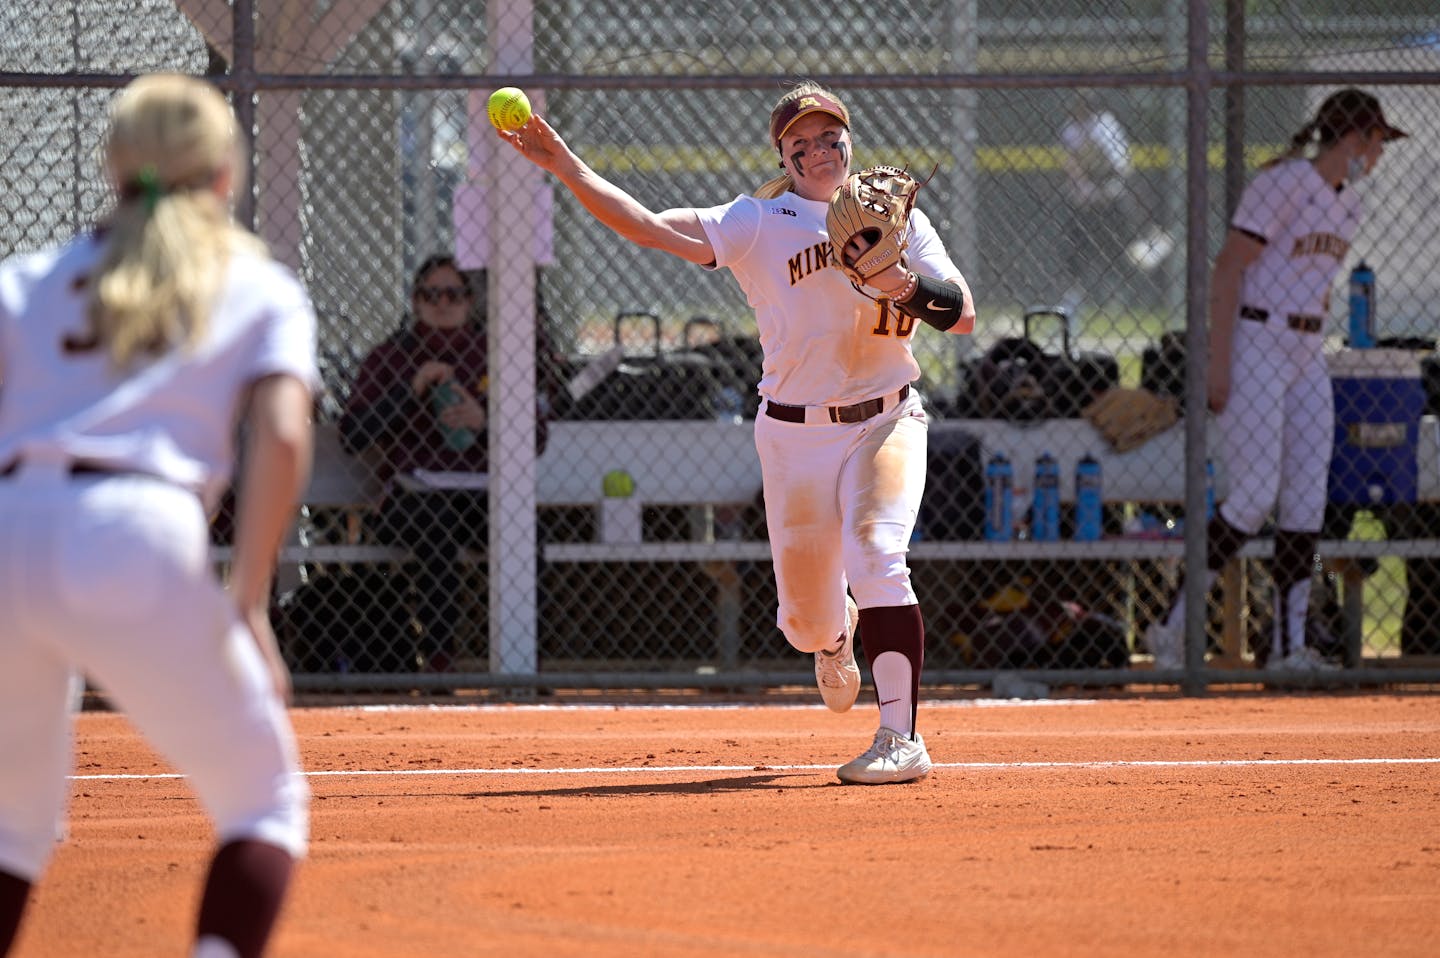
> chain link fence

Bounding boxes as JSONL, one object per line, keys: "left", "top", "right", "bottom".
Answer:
{"left": 4, "top": 0, "right": 1440, "bottom": 693}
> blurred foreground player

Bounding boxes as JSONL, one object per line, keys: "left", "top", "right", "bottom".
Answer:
{"left": 0, "top": 74, "right": 315, "bottom": 957}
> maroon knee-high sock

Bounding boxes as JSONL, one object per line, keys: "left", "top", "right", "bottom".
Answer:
{"left": 0, "top": 871, "right": 31, "bottom": 956}
{"left": 195, "top": 840, "right": 294, "bottom": 958}
{"left": 856, "top": 604, "right": 925, "bottom": 735}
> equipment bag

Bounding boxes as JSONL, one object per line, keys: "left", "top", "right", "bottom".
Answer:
{"left": 917, "top": 427, "right": 985, "bottom": 541}
{"left": 964, "top": 594, "right": 1131, "bottom": 670}
{"left": 276, "top": 566, "right": 418, "bottom": 674}
{"left": 682, "top": 316, "right": 765, "bottom": 420}
{"left": 966, "top": 307, "right": 1118, "bottom": 421}
{"left": 564, "top": 311, "right": 723, "bottom": 421}
{"left": 1140, "top": 329, "right": 1187, "bottom": 407}
{"left": 1373, "top": 336, "right": 1440, "bottom": 417}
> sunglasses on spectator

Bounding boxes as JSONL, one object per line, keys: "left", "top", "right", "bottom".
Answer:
{"left": 416, "top": 285, "right": 468, "bottom": 304}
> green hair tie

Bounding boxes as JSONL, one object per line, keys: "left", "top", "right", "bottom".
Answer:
{"left": 134, "top": 165, "right": 163, "bottom": 212}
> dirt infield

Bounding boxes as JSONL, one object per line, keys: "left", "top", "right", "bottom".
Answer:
{"left": 11, "top": 692, "right": 1440, "bottom": 957}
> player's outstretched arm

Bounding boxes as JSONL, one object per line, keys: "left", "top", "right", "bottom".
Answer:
{"left": 498, "top": 115, "right": 715, "bottom": 266}
{"left": 230, "top": 373, "right": 314, "bottom": 700}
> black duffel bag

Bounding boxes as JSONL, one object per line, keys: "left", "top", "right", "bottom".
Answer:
{"left": 682, "top": 316, "right": 764, "bottom": 420}
{"left": 565, "top": 311, "right": 723, "bottom": 421}
{"left": 967, "top": 307, "right": 1118, "bottom": 421}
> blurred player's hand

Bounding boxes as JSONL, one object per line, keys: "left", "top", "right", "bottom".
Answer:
{"left": 240, "top": 603, "right": 293, "bottom": 704}
{"left": 1207, "top": 361, "right": 1231, "bottom": 414}
{"left": 412, "top": 361, "right": 456, "bottom": 397}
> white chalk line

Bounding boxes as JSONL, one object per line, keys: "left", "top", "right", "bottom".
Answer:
{"left": 342, "top": 699, "right": 1097, "bottom": 713}
{"left": 71, "top": 756, "right": 1440, "bottom": 781}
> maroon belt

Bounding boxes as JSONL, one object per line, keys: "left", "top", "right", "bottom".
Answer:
{"left": 765, "top": 384, "right": 909, "bottom": 425}
{"left": 1239, "top": 306, "right": 1323, "bottom": 334}
{"left": 0, "top": 459, "right": 132, "bottom": 479}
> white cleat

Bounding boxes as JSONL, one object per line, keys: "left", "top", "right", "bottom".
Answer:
{"left": 815, "top": 595, "right": 861, "bottom": 713}
{"left": 1145, "top": 620, "right": 1183, "bottom": 670}
{"left": 1264, "top": 645, "right": 1341, "bottom": 673}
{"left": 837, "top": 727, "right": 932, "bottom": 785}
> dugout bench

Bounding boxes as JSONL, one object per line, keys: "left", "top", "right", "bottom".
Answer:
{"left": 215, "top": 415, "right": 1440, "bottom": 674}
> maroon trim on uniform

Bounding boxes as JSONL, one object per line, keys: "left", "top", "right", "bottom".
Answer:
{"left": 1205, "top": 514, "right": 1250, "bottom": 571}
{"left": 195, "top": 839, "right": 294, "bottom": 958}
{"left": 0, "top": 871, "right": 29, "bottom": 953}
{"left": 857, "top": 604, "right": 925, "bottom": 736}
{"left": 1234, "top": 227, "right": 1267, "bottom": 245}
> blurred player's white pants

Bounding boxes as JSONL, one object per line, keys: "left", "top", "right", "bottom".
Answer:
{"left": 755, "top": 391, "right": 928, "bottom": 653}
{"left": 0, "top": 467, "right": 308, "bottom": 880}
{"left": 1215, "top": 317, "right": 1334, "bottom": 535}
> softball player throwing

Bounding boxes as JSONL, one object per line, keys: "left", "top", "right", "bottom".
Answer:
{"left": 1146, "top": 88, "right": 1406, "bottom": 672}
{"left": 501, "top": 82, "right": 975, "bottom": 783}
{"left": 0, "top": 75, "right": 315, "bottom": 957}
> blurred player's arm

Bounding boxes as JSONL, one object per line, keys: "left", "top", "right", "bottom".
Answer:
{"left": 230, "top": 373, "right": 314, "bottom": 697}
{"left": 1207, "top": 228, "right": 1264, "bottom": 413}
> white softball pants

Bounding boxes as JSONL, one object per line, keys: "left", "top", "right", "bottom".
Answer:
{"left": 0, "top": 467, "right": 308, "bottom": 881}
{"left": 1217, "top": 318, "right": 1333, "bottom": 535}
{"left": 755, "top": 391, "right": 928, "bottom": 653}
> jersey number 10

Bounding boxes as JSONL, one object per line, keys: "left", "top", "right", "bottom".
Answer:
{"left": 870, "top": 299, "right": 916, "bottom": 338}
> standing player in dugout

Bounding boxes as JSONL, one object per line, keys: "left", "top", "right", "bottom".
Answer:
{"left": 0, "top": 74, "right": 314, "bottom": 956}
{"left": 500, "top": 83, "right": 975, "bottom": 784}
{"left": 1146, "top": 88, "right": 1407, "bottom": 672}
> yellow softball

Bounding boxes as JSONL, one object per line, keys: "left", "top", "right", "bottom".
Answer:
{"left": 601, "top": 469, "right": 635, "bottom": 498}
{"left": 487, "top": 87, "right": 532, "bottom": 131}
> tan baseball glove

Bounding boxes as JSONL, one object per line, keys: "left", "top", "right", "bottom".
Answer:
{"left": 826, "top": 165, "right": 922, "bottom": 287}
{"left": 1082, "top": 387, "right": 1180, "bottom": 453}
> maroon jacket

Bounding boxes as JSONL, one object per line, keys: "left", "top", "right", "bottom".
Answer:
{"left": 340, "top": 322, "right": 549, "bottom": 484}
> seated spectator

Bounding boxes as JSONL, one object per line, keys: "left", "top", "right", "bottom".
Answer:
{"left": 340, "top": 254, "right": 550, "bottom": 672}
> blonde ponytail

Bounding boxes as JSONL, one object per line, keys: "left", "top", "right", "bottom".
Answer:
{"left": 89, "top": 74, "right": 265, "bottom": 368}
{"left": 753, "top": 172, "right": 795, "bottom": 200}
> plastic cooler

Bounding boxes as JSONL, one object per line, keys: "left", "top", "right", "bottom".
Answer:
{"left": 1327, "top": 348, "right": 1425, "bottom": 505}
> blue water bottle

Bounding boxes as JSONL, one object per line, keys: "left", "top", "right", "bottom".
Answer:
{"left": 1032, "top": 452, "right": 1061, "bottom": 542}
{"left": 1348, "top": 261, "right": 1375, "bottom": 349}
{"left": 1204, "top": 458, "right": 1216, "bottom": 522}
{"left": 1075, "top": 454, "right": 1103, "bottom": 542}
{"left": 984, "top": 453, "right": 1014, "bottom": 541}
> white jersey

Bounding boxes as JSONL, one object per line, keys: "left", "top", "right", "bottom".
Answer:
{"left": 1232, "top": 158, "right": 1363, "bottom": 318}
{"left": 0, "top": 233, "right": 319, "bottom": 510}
{"left": 693, "top": 192, "right": 960, "bottom": 408}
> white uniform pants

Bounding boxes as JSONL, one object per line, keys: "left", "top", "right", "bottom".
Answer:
{"left": 0, "top": 467, "right": 308, "bottom": 881}
{"left": 1217, "top": 318, "right": 1333, "bottom": 535}
{"left": 755, "top": 391, "right": 928, "bottom": 652}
